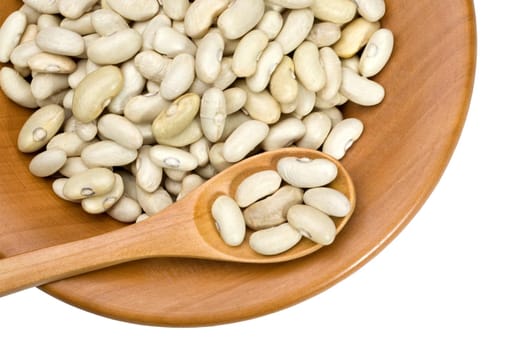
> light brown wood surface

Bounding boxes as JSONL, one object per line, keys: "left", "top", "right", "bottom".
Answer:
{"left": 0, "top": 0, "right": 476, "bottom": 326}
{"left": 0, "top": 148, "right": 355, "bottom": 297}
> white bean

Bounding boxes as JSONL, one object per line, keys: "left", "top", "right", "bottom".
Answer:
{"left": 58, "top": 0, "right": 98, "bottom": 19}
{"left": 135, "top": 146, "right": 163, "bottom": 192}
{"left": 152, "top": 93, "right": 200, "bottom": 144}
{"left": 246, "top": 41, "right": 283, "bottom": 93}
{"left": 311, "top": 0, "right": 357, "bottom": 24}
{"left": 87, "top": 28, "right": 142, "bottom": 65}
{"left": 124, "top": 92, "right": 170, "bottom": 124}
{"left": 287, "top": 204, "right": 336, "bottom": 245}
{"left": 105, "top": 0, "right": 159, "bottom": 21}
{"left": 318, "top": 47, "right": 342, "bottom": 101}
{"left": 153, "top": 26, "right": 197, "bottom": 57}
{"left": 249, "top": 223, "right": 302, "bottom": 256}
{"left": 30, "top": 73, "right": 69, "bottom": 100}
{"left": 0, "top": 11, "right": 27, "bottom": 63}
{"left": 307, "top": 22, "right": 341, "bottom": 48}
{"left": 81, "top": 140, "right": 138, "bottom": 167}
{"left": 274, "top": 9, "right": 314, "bottom": 54}
{"left": 212, "top": 195, "right": 246, "bottom": 247}
{"left": 17, "top": 104, "right": 64, "bottom": 152}
{"left": 322, "top": 118, "right": 364, "bottom": 159}
{"left": 47, "top": 132, "right": 89, "bottom": 156}
{"left": 296, "top": 111, "right": 332, "bottom": 149}
{"left": 184, "top": 0, "right": 230, "bottom": 39}
{"left": 36, "top": 26, "right": 84, "bottom": 56}
{"left": 200, "top": 87, "right": 227, "bottom": 143}
{"left": 63, "top": 167, "right": 115, "bottom": 200}
{"left": 72, "top": 65, "right": 124, "bottom": 123}
{"left": 293, "top": 41, "right": 326, "bottom": 93}
{"left": 81, "top": 173, "right": 124, "bottom": 214}
{"left": 235, "top": 170, "right": 282, "bottom": 208}
{"left": 108, "top": 60, "right": 146, "bottom": 114}
{"left": 277, "top": 156, "right": 337, "bottom": 188}
{"left": 91, "top": 9, "right": 129, "bottom": 36}
{"left": 359, "top": 28, "right": 394, "bottom": 78}
{"left": 243, "top": 185, "right": 303, "bottom": 230}
{"left": 223, "top": 120, "right": 269, "bottom": 163}
{"left": 0, "top": 67, "right": 38, "bottom": 108}
{"left": 160, "top": 53, "right": 195, "bottom": 100}
{"left": 262, "top": 117, "right": 306, "bottom": 151}
{"left": 136, "top": 185, "right": 173, "bottom": 216}
{"left": 195, "top": 31, "right": 224, "bottom": 84}
{"left": 98, "top": 113, "right": 143, "bottom": 150}
{"left": 333, "top": 17, "right": 380, "bottom": 58}
{"left": 29, "top": 148, "right": 67, "bottom": 177}
{"left": 232, "top": 29, "right": 268, "bottom": 78}
{"left": 149, "top": 145, "right": 199, "bottom": 171}
{"left": 303, "top": 187, "right": 351, "bottom": 217}
{"left": 340, "top": 67, "right": 384, "bottom": 106}
{"left": 256, "top": 10, "right": 283, "bottom": 40}
{"left": 217, "top": 0, "right": 265, "bottom": 40}
{"left": 23, "top": 0, "right": 59, "bottom": 14}
{"left": 107, "top": 195, "right": 142, "bottom": 223}
{"left": 59, "top": 156, "right": 89, "bottom": 177}
{"left": 355, "top": 0, "right": 386, "bottom": 22}
{"left": 160, "top": 0, "right": 190, "bottom": 21}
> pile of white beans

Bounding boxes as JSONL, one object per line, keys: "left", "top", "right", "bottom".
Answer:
{"left": 213, "top": 156, "right": 350, "bottom": 255}
{"left": 0, "top": 0, "right": 393, "bottom": 224}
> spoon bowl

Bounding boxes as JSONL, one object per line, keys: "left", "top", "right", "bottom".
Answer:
{"left": 0, "top": 148, "right": 355, "bottom": 297}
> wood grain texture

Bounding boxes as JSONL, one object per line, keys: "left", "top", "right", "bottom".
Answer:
{"left": 0, "top": 148, "right": 354, "bottom": 297}
{"left": 0, "top": 0, "right": 476, "bottom": 326}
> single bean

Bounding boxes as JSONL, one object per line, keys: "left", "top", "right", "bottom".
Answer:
{"left": 217, "top": 0, "right": 265, "bottom": 40}
{"left": 105, "top": 0, "right": 160, "bottom": 21}
{"left": 287, "top": 204, "right": 336, "bottom": 245}
{"left": 0, "top": 11, "right": 27, "bottom": 63}
{"left": 107, "top": 195, "right": 142, "bottom": 223}
{"left": 303, "top": 187, "right": 351, "bottom": 217}
{"left": 262, "top": 117, "right": 306, "bottom": 151}
{"left": 333, "top": 17, "right": 380, "bottom": 58}
{"left": 63, "top": 167, "right": 115, "bottom": 200}
{"left": 274, "top": 9, "right": 314, "bottom": 54}
{"left": 322, "top": 117, "right": 364, "bottom": 160}
{"left": 311, "top": 0, "right": 357, "bottom": 24}
{"left": 81, "top": 140, "right": 138, "bottom": 167}
{"left": 81, "top": 173, "right": 124, "bottom": 214}
{"left": 29, "top": 148, "right": 67, "bottom": 177}
{"left": 249, "top": 223, "right": 302, "bottom": 256}
{"left": 243, "top": 185, "right": 303, "bottom": 230}
{"left": 223, "top": 120, "right": 269, "bottom": 163}
{"left": 235, "top": 170, "right": 282, "bottom": 208}
{"left": 72, "top": 65, "right": 124, "bottom": 123}
{"left": 87, "top": 28, "right": 142, "bottom": 65}
{"left": 149, "top": 145, "right": 199, "bottom": 171}
{"left": 277, "top": 156, "right": 337, "bottom": 188}
{"left": 135, "top": 146, "right": 163, "bottom": 192}
{"left": 36, "top": 26, "right": 84, "bottom": 56}
{"left": 152, "top": 93, "right": 200, "bottom": 144}
{"left": 359, "top": 28, "right": 394, "bottom": 78}
{"left": 0, "top": 67, "right": 38, "bottom": 108}
{"left": 212, "top": 195, "right": 246, "bottom": 247}
{"left": 340, "top": 67, "right": 384, "bottom": 106}
{"left": 17, "top": 104, "right": 64, "bottom": 152}
{"left": 98, "top": 113, "right": 143, "bottom": 150}
{"left": 200, "top": 87, "right": 227, "bottom": 143}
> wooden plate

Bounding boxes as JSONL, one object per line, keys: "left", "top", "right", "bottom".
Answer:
{"left": 0, "top": 0, "right": 476, "bottom": 326}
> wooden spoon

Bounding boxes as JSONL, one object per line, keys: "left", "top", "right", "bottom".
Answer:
{"left": 0, "top": 148, "right": 355, "bottom": 297}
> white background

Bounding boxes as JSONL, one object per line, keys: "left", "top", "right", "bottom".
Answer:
{"left": 1, "top": 1, "right": 524, "bottom": 349}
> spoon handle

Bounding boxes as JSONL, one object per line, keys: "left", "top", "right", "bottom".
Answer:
{"left": 0, "top": 193, "right": 220, "bottom": 298}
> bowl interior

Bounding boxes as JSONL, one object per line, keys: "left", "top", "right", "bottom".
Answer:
{"left": 0, "top": 0, "right": 476, "bottom": 326}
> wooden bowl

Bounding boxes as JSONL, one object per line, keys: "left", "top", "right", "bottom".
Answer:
{"left": 0, "top": 0, "right": 476, "bottom": 326}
